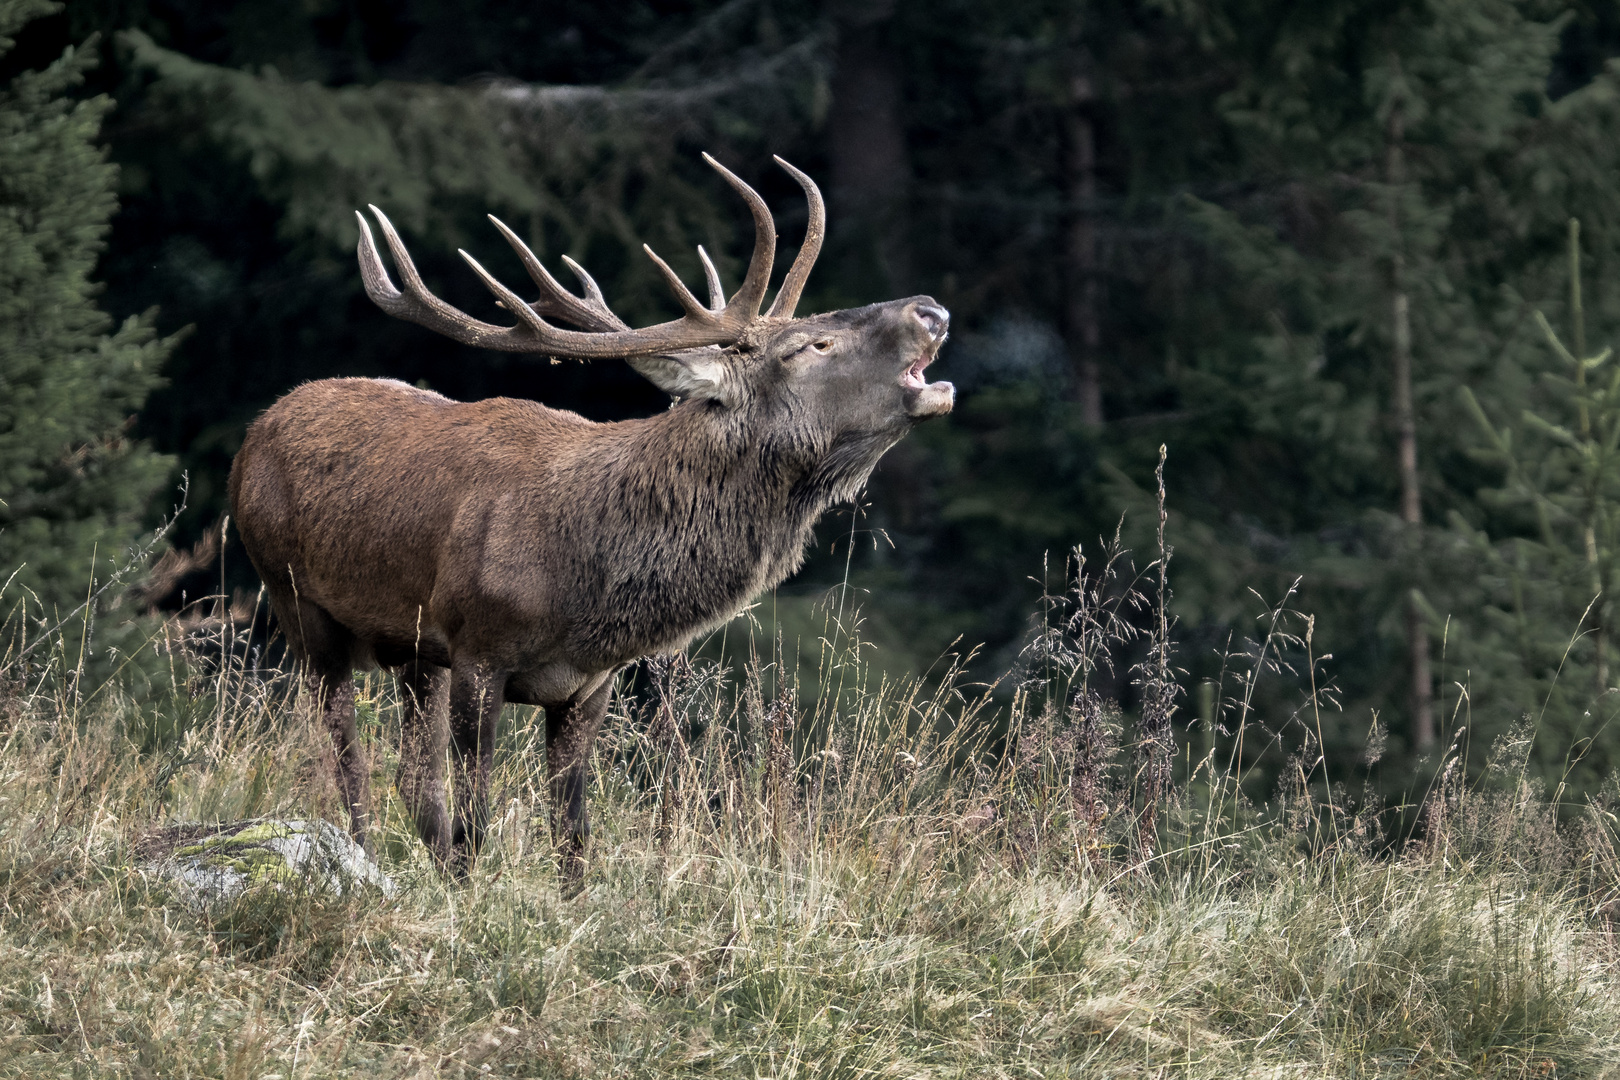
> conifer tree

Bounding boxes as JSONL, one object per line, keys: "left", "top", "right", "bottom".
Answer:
{"left": 0, "top": 0, "right": 173, "bottom": 619}
{"left": 1453, "top": 220, "right": 1620, "bottom": 792}
{"left": 1157, "top": 0, "right": 1568, "bottom": 767}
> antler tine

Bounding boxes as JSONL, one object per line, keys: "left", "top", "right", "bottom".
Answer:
{"left": 697, "top": 245, "right": 725, "bottom": 313}
{"left": 765, "top": 156, "right": 826, "bottom": 319}
{"left": 642, "top": 243, "right": 717, "bottom": 320}
{"left": 702, "top": 152, "right": 776, "bottom": 320}
{"left": 459, "top": 248, "right": 552, "bottom": 338}
{"left": 355, "top": 211, "right": 403, "bottom": 305}
{"left": 486, "top": 214, "right": 627, "bottom": 333}
{"left": 360, "top": 205, "right": 537, "bottom": 350}
{"left": 561, "top": 256, "right": 609, "bottom": 308}
{"left": 358, "top": 207, "right": 420, "bottom": 308}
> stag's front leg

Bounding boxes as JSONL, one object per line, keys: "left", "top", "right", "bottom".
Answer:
{"left": 396, "top": 659, "right": 451, "bottom": 866}
{"left": 545, "top": 673, "right": 614, "bottom": 890}
{"left": 447, "top": 658, "right": 507, "bottom": 877}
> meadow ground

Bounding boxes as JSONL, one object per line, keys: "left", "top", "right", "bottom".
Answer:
{"left": 3, "top": 578, "right": 1620, "bottom": 1079}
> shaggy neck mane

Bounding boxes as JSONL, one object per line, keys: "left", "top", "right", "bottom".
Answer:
{"left": 579, "top": 398, "right": 891, "bottom": 658}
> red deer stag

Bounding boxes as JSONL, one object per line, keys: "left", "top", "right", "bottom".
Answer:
{"left": 230, "top": 155, "right": 953, "bottom": 882}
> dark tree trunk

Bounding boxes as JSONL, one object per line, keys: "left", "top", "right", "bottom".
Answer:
{"left": 1568, "top": 220, "right": 1609, "bottom": 695}
{"left": 1386, "top": 96, "right": 1435, "bottom": 753}
{"left": 1062, "top": 69, "right": 1104, "bottom": 425}
{"left": 827, "top": 0, "right": 912, "bottom": 293}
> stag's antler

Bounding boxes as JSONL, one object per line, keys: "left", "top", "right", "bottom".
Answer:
{"left": 356, "top": 155, "right": 824, "bottom": 359}
{"left": 765, "top": 155, "right": 824, "bottom": 320}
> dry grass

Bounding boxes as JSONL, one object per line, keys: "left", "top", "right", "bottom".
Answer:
{"left": 2, "top": 576, "right": 1620, "bottom": 1078}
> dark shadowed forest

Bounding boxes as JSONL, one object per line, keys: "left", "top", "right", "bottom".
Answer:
{"left": 12, "top": 0, "right": 1620, "bottom": 810}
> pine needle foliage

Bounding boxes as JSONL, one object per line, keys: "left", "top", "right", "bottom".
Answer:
{"left": 1454, "top": 218, "right": 1620, "bottom": 794}
{"left": 0, "top": 0, "right": 174, "bottom": 618}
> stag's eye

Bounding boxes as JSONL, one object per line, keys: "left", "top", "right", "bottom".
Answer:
{"left": 811, "top": 339, "right": 835, "bottom": 353}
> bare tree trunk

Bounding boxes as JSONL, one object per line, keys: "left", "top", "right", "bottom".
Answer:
{"left": 1569, "top": 219, "right": 1609, "bottom": 694}
{"left": 827, "top": 0, "right": 912, "bottom": 292}
{"left": 1062, "top": 69, "right": 1104, "bottom": 426}
{"left": 1386, "top": 96, "right": 1435, "bottom": 752}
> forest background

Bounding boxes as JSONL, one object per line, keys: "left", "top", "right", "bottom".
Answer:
{"left": 12, "top": 0, "right": 1620, "bottom": 811}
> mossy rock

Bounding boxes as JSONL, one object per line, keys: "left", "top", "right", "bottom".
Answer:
{"left": 139, "top": 818, "right": 395, "bottom": 908}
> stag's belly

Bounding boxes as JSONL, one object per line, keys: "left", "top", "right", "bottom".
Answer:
{"left": 506, "top": 662, "right": 598, "bottom": 706}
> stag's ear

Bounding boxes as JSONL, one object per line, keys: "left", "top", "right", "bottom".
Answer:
{"left": 629, "top": 350, "right": 739, "bottom": 407}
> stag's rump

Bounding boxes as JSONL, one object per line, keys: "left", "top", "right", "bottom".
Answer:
{"left": 229, "top": 377, "right": 587, "bottom": 667}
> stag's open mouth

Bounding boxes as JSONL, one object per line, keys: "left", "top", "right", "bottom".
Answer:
{"left": 900, "top": 349, "right": 954, "bottom": 418}
{"left": 900, "top": 352, "right": 934, "bottom": 390}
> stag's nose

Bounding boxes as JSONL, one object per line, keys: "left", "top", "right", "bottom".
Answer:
{"left": 913, "top": 303, "right": 950, "bottom": 342}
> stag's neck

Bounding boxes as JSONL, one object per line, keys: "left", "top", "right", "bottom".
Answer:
{"left": 572, "top": 401, "right": 886, "bottom": 660}
{"left": 618, "top": 401, "right": 830, "bottom": 580}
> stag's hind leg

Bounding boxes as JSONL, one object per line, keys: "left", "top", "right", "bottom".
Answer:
{"left": 287, "top": 603, "right": 372, "bottom": 852}
{"left": 396, "top": 659, "right": 451, "bottom": 865}
{"left": 545, "top": 673, "right": 614, "bottom": 890}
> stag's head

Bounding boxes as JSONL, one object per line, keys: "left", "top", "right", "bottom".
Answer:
{"left": 355, "top": 155, "right": 953, "bottom": 461}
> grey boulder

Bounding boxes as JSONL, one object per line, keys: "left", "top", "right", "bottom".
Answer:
{"left": 139, "top": 818, "right": 394, "bottom": 907}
